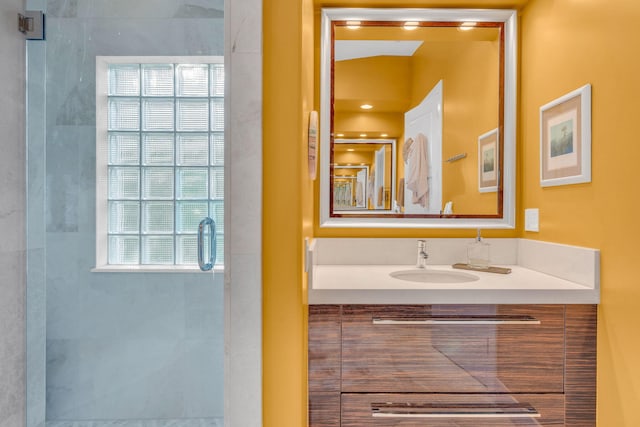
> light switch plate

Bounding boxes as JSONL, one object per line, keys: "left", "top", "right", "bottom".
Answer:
{"left": 525, "top": 208, "right": 539, "bottom": 232}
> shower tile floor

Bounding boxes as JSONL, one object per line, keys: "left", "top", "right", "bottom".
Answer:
{"left": 46, "top": 419, "right": 223, "bottom": 427}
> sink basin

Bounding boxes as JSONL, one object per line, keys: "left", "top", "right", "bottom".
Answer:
{"left": 389, "top": 269, "right": 479, "bottom": 283}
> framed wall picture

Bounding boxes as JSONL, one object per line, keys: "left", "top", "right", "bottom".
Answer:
{"left": 478, "top": 128, "right": 499, "bottom": 193}
{"left": 540, "top": 84, "right": 591, "bottom": 187}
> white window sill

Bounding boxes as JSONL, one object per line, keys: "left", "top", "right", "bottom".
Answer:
{"left": 91, "top": 265, "right": 225, "bottom": 273}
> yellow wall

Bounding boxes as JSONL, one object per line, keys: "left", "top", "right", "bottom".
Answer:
{"left": 521, "top": 0, "right": 640, "bottom": 424}
{"left": 334, "top": 111, "right": 404, "bottom": 137}
{"left": 263, "top": 0, "right": 315, "bottom": 425}
{"left": 335, "top": 55, "right": 412, "bottom": 114}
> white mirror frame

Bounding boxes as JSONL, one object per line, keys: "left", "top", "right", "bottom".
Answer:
{"left": 319, "top": 8, "right": 517, "bottom": 229}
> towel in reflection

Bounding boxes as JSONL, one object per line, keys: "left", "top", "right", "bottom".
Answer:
{"left": 405, "top": 132, "right": 429, "bottom": 208}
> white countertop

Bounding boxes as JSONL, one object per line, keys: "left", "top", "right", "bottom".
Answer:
{"left": 307, "top": 238, "right": 600, "bottom": 305}
{"left": 310, "top": 264, "right": 598, "bottom": 304}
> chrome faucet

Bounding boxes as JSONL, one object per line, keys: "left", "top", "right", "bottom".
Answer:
{"left": 416, "top": 240, "right": 428, "bottom": 269}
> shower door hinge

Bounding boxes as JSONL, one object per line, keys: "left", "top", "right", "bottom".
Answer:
{"left": 18, "top": 11, "right": 45, "bottom": 40}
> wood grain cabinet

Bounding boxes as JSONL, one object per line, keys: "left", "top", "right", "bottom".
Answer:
{"left": 309, "top": 304, "right": 596, "bottom": 427}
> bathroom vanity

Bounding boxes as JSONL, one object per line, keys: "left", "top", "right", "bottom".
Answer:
{"left": 311, "top": 7, "right": 598, "bottom": 424}
{"left": 307, "top": 239, "right": 599, "bottom": 426}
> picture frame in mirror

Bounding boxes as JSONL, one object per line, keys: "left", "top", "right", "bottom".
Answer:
{"left": 479, "top": 128, "right": 499, "bottom": 193}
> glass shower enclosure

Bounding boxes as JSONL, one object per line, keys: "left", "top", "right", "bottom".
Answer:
{"left": 26, "top": 2, "right": 225, "bottom": 426}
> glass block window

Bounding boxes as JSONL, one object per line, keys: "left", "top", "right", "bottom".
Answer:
{"left": 105, "top": 60, "right": 224, "bottom": 266}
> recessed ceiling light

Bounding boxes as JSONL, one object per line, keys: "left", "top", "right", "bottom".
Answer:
{"left": 346, "top": 148, "right": 355, "bottom": 152}
{"left": 336, "top": 133, "right": 344, "bottom": 137}
{"left": 359, "top": 133, "right": 367, "bottom": 137}
{"left": 346, "top": 20, "right": 361, "bottom": 29}
{"left": 404, "top": 21, "right": 419, "bottom": 30}
{"left": 360, "top": 104, "right": 373, "bottom": 110}
{"left": 459, "top": 22, "right": 476, "bottom": 31}
{"left": 380, "top": 133, "right": 388, "bottom": 137}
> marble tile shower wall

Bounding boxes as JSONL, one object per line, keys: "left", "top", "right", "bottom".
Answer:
{"left": 27, "top": 0, "right": 225, "bottom": 424}
{"left": 0, "top": 1, "right": 26, "bottom": 426}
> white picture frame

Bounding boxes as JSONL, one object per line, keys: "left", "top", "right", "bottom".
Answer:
{"left": 540, "top": 84, "right": 592, "bottom": 187}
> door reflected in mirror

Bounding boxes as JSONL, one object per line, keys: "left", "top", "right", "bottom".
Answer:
{"left": 320, "top": 9, "right": 517, "bottom": 228}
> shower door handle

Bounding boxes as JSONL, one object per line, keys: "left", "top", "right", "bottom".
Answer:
{"left": 198, "top": 217, "right": 217, "bottom": 271}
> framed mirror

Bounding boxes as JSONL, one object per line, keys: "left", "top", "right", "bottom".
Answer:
{"left": 319, "top": 8, "right": 516, "bottom": 228}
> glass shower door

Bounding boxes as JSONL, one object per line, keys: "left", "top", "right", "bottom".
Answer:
{"left": 26, "top": 2, "right": 225, "bottom": 426}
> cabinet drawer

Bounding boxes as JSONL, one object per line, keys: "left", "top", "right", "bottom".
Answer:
{"left": 342, "top": 393, "right": 565, "bottom": 427}
{"left": 342, "top": 305, "right": 565, "bottom": 393}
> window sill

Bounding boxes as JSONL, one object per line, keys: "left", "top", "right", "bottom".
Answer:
{"left": 91, "top": 265, "right": 224, "bottom": 273}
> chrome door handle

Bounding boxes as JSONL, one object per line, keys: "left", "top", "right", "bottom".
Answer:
{"left": 198, "top": 217, "right": 216, "bottom": 271}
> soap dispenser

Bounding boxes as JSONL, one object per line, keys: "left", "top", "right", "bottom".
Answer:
{"left": 467, "top": 229, "right": 490, "bottom": 269}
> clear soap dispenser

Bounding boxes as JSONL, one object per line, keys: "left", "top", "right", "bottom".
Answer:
{"left": 467, "top": 229, "right": 490, "bottom": 269}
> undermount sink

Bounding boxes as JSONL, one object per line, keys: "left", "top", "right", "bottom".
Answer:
{"left": 389, "top": 268, "right": 480, "bottom": 283}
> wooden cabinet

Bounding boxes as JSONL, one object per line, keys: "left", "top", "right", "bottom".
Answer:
{"left": 309, "top": 304, "right": 596, "bottom": 427}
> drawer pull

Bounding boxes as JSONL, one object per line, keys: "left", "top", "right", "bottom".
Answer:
{"left": 371, "top": 403, "right": 541, "bottom": 419}
{"left": 372, "top": 315, "right": 541, "bottom": 325}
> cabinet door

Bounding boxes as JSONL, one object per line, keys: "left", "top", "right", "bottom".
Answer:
{"left": 309, "top": 305, "right": 341, "bottom": 393}
{"left": 309, "top": 392, "right": 340, "bottom": 427}
{"left": 342, "top": 393, "right": 565, "bottom": 427}
{"left": 341, "top": 305, "right": 564, "bottom": 393}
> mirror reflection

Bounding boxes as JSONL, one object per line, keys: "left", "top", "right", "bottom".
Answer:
{"left": 332, "top": 139, "right": 396, "bottom": 211}
{"left": 328, "top": 16, "right": 505, "bottom": 218}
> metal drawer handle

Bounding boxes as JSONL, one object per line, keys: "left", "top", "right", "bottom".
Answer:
{"left": 371, "top": 403, "right": 541, "bottom": 419}
{"left": 372, "top": 315, "right": 541, "bottom": 325}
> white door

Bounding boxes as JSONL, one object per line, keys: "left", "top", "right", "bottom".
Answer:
{"left": 404, "top": 80, "right": 443, "bottom": 214}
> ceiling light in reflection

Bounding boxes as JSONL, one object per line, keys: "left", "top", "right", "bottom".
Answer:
{"left": 346, "top": 21, "right": 361, "bottom": 29}
{"left": 360, "top": 104, "right": 373, "bottom": 110}
{"left": 359, "top": 133, "right": 367, "bottom": 137}
{"left": 346, "top": 148, "right": 355, "bottom": 152}
{"left": 459, "top": 22, "right": 476, "bottom": 31}
{"left": 380, "top": 133, "right": 388, "bottom": 137}
{"left": 404, "top": 21, "right": 419, "bottom": 30}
